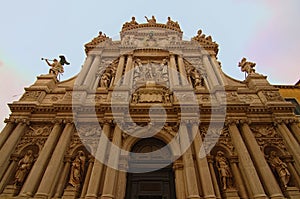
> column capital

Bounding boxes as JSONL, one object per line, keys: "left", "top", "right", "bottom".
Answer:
{"left": 239, "top": 119, "right": 251, "bottom": 125}
{"left": 229, "top": 155, "right": 239, "bottom": 164}
{"left": 63, "top": 119, "right": 74, "bottom": 124}
{"left": 4, "top": 118, "right": 15, "bottom": 124}
{"left": 51, "top": 118, "right": 63, "bottom": 124}
{"left": 173, "top": 160, "right": 184, "bottom": 170}
{"left": 225, "top": 119, "right": 239, "bottom": 127}
{"left": 14, "top": 118, "right": 30, "bottom": 125}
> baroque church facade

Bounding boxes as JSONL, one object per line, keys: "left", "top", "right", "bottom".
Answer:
{"left": 0, "top": 17, "right": 300, "bottom": 199}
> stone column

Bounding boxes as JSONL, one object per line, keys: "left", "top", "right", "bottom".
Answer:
{"left": 85, "top": 122, "right": 111, "bottom": 199}
{"left": 227, "top": 122, "right": 267, "bottom": 199}
{"left": 83, "top": 56, "right": 102, "bottom": 88}
{"left": 35, "top": 122, "right": 74, "bottom": 198}
{"left": 0, "top": 154, "right": 19, "bottom": 193}
{"left": 114, "top": 55, "right": 125, "bottom": 86}
{"left": 0, "top": 122, "right": 27, "bottom": 180}
{"left": 191, "top": 124, "right": 216, "bottom": 199}
{"left": 177, "top": 56, "right": 188, "bottom": 86}
{"left": 179, "top": 123, "right": 200, "bottom": 199}
{"left": 54, "top": 156, "right": 72, "bottom": 198}
{"left": 173, "top": 160, "right": 186, "bottom": 199}
{"left": 210, "top": 56, "right": 226, "bottom": 86}
{"left": 123, "top": 55, "right": 133, "bottom": 88}
{"left": 75, "top": 55, "right": 94, "bottom": 86}
{"left": 115, "top": 157, "right": 128, "bottom": 199}
{"left": 290, "top": 122, "right": 300, "bottom": 144}
{"left": 101, "top": 124, "right": 122, "bottom": 199}
{"left": 19, "top": 122, "right": 63, "bottom": 197}
{"left": 276, "top": 122, "right": 300, "bottom": 171}
{"left": 285, "top": 157, "right": 300, "bottom": 188}
{"left": 169, "top": 54, "right": 179, "bottom": 87}
{"left": 229, "top": 156, "right": 248, "bottom": 199}
{"left": 0, "top": 120, "right": 15, "bottom": 150}
{"left": 207, "top": 157, "right": 221, "bottom": 199}
{"left": 202, "top": 55, "right": 219, "bottom": 88}
{"left": 240, "top": 122, "right": 284, "bottom": 198}
{"left": 80, "top": 156, "right": 94, "bottom": 198}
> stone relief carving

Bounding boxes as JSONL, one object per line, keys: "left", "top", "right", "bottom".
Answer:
{"left": 251, "top": 126, "right": 288, "bottom": 152}
{"left": 98, "top": 59, "right": 117, "bottom": 89}
{"left": 267, "top": 151, "right": 290, "bottom": 188}
{"left": 131, "top": 86, "right": 172, "bottom": 104}
{"left": 68, "top": 151, "right": 86, "bottom": 189}
{"left": 215, "top": 151, "right": 233, "bottom": 190}
{"left": 14, "top": 150, "right": 35, "bottom": 186}
{"left": 20, "top": 91, "right": 42, "bottom": 101}
{"left": 263, "top": 91, "right": 283, "bottom": 101}
{"left": 133, "top": 59, "right": 169, "bottom": 87}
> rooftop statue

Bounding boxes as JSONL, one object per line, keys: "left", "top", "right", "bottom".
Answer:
{"left": 166, "top": 16, "right": 180, "bottom": 29}
{"left": 42, "top": 55, "right": 70, "bottom": 80}
{"left": 238, "top": 57, "right": 256, "bottom": 75}
{"left": 122, "top": 16, "right": 139, "bottom": 29}
{"left": 145, "top": 15, "right": 156, "bottom": 24}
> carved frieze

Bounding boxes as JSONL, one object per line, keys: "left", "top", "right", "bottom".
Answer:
{"left": 250, "top": 125, "right": 288, "bottom": 152}
{"left": 20, "top": 91, "right": 42, "bottom": 101}
{"left": 263, "top": 91, "right": 283, "bottom": 102}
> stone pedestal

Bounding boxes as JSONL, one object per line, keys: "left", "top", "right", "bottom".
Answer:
{"left": 0, "top": 185, "right": 19, "bottom": 198}
{"left": 221, "top": 189, "right": 240, "bottom": 199}
{"left": 62, "top": 186, "right": 80, "bottom": 199}
{"left": 284, "top": 187, "right": 300, "bottom": 199}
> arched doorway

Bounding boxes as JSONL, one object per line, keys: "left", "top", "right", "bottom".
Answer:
{"left": 125, "top": 138, "right": 176, "bottom": 199}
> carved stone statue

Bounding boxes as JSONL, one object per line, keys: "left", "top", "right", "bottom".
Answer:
{"left": 190, "top": 69, "right": 203, "bottom": 87}
{"left": 238, "top": 57, "right": 256, "bottom": 75}
{"left": 145, "top": 15, "right": 156, "bottom": 24}
{"left": 267, "top": 151, "right": 290, "bottom": 188}
{"left": 68, "top": 151, "right": 86, "bottom": 189}
{"left": 166, "top": 17, "right": 180, "bottom": 29}
{"left": 215, "top": 151, "right": 233, "bottom": 190}
{"left": 14, "top": 150, "right": 35, "bottom": 186}
{"left": 43, "top": 55, "right": 70, "bottom": 78}
{"left": 122, "top": 16, "right": 139, "bottom": 29}
{"left": 100, "top": 72, "right": 111, "bottom": 88}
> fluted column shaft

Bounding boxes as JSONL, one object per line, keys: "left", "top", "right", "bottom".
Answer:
{"left": 115, "top": 158, "right": 128, "bottom": 199}
{"left": 276, "top": 123, "right": 300, "bottom": 171}
{"left": 20, "top": 123, "right": 63, "bottom": 197}
{"left": 192, "top": 124, "right": 216, "bottom": 199}
{"left": 80, "top": 156, "right": 94, "bottom": 198}
{"left": 179, "top": 123, "right": 200, "bottom": 199}
{"left": 169, "top": 54, "right": 179, "bottom": 88}
{"left": 75, "top": 55, "right": 94, "bottom": 86}
{"left": 207, "top": 157, "right": 221, "bottom": 199}
{"left": 240, "top": 123, "right": 283, "bottom": 198}
{"left": 101, "top": 124, "right": 122, "bottom": 199}
{"left": 286, "top": 159, "right": 300, "bottom": 188}
{"left": 227, "top": 123, "right": 267, "bottom": 199}
{"left": 290, "top": 122, "right": 300, "bottom": 144}
{"left": 123, "top": 55, "right": 133, "bottom": 87}
{"left": 173, "top": 160, "right": 186, "bottom": 199}
{"left": 0, "top": 155, "right": 19, "bottom": 193}
{"left": 0, "top": 122, "right": 27, "bottom": 180}
{"left": 177, "top": 56, "right": 188, "bottom": 86}
{"left": 229, "top": 157, "right": 248, "bottom": 199}
{"left": 85, "top": 122, "right": 111, "bottom": 199}
{"left": 54, "top": 157, "right": 71, "bottom": 198}
{"left": 114, "top": 56, "right": 125, "bottom": 86}
{"left": 35, "top": 123, "right": 74, "bottom": 198}
{"left": 83, "top": 56, "right": 102, "bottom": 88}
{"left": 202, "top": 55, "right": 219, "bottom": 88}
{"left": 0, "top": 122, "right": 15, "bottom": 150}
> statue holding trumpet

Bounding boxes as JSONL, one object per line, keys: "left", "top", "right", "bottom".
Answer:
{"left": 41, "top": 55, "right": 70, "bottom": 80}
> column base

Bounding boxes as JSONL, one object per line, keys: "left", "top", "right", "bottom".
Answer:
{"left": 62, "top": 186, "right": 80, "bottom": 199}
{"left": 221, "top": 189, "right": 239, "bottom": 199}
{"left": 284, "top": 187, "right": 300, "bottom": 199}
{"left": 0, "top": 185, "right": 19, "bottom": 197}
{"left": 100, "top": 194, "right": 114, "bottom": 199}
{"left": 252, "top": 193, "right": 268, "bottom": 199}
{"left": 187, "top": 195, "right": 201, "bottom": 199}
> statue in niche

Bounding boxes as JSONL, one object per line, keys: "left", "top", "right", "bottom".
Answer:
{"left": 100, "top": 66, "right": 115, "bottom": 88}
{"left": 14, "top": 150, "right": 35, "bottom": 186}
{"left": 69, "top": 150, "right": 86, "bottom": 189}
{"left": 238, "top": 57, "right": 256, "bottom": 75}
{"left": 215, "top": 151, "right": 233, "bottom": 190}
{"left": 189, "top": 68, "right": 203, "bottom": 87}
{"left": 145, "top": 15, "right": 156, "bottom": 24}
{"left": 267, "top": 151, "right": 290, "bottom": 188}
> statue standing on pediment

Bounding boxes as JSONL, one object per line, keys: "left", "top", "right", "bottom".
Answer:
{"left": 145, "top": 16, "right": 156, "bottom": 24}
{"left": 238, "top": 57, "right": 256, "bottom": 75}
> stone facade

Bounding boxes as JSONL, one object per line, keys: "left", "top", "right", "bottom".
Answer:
{"left": 0, "top": 17, "right": 300, "bottom": 199}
